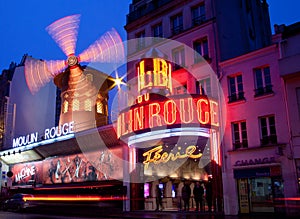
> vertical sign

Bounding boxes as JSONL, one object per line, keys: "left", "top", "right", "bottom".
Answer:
{"left": 238, "top": 178, "right": 250, "bottom": 213}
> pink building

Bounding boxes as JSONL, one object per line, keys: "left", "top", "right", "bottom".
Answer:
{"left": 278, "top": 22, "right": 300, "bottom": 215}
{"left": 219, "top": 40, "right": 296, "bottom": 214}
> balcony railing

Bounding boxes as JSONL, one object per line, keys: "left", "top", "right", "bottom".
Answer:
{"left": 127, "top": 0, "right": 173, "bottom": 23}
{"left": 171, "top": 25, "right": 184, "bottom": 36}
{"left": 228, "top": 92, "right": 245, "bottom": 103}
{"left": 260, "top": 135, "right": 277, "bottom": 145}
{"left": 233, "top": 141, "right": 248, "bottom": 149}
{"left": 192, "top": 15, "right": 206, "bottom": 27}
{"left": 254, "top": 85, "right": 273, "bottom": 97}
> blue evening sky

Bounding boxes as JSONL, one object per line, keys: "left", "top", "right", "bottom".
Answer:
{"left": 0, "top": 0, "right": 299, "bottom": 72}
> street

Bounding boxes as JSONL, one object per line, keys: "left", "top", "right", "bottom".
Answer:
{"left": 0, "top": 209, "right": 299, "bottom": 219}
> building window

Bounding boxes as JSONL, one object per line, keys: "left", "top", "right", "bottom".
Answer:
{"left": 254, "top": 66, "right": 273, "bottom": 97}
{"left": 191, "top": 3, "right": 206, "bottom": 26}
{"left": 228, "top": 74, "right": 245, "bottom": 102}
{"left": 232, "top": 121, "right": 248, "bottom": 149}
{"left": 171, "top": 13, "right": 183, "bottom": 35}
{"left": 197, "top": 78, "right": 211, "bottom": 96}
{"left": 172, "top": 47, "right": 185, "bottom": 70}
{"left": 259, "top": 115, "right": 277, "bottom": 145}
{"left": 136, "top": 30, "right": 145, "bottom": 50}
{"left": 97, "top": 101, "right": 104, "bottom": 114}
{"left": 72, "top": 99, "right": 80, "bottom": 111}
{"left": 84, "top": 99, "right": 92, "bottom": 111}
{"left": 193, "top": 38, "right": 209, "bottom": 63}
{"left": 63, "top": 100, "right": 68, "bottom": 113}
{"left": 86, "top": 74, "right": 93, "bottom": 82}
{"left": 152, "top": 23, "right": 163, "bottom": 42}
{"left": 174, "top": 84, "right": 187, "bottom": 95}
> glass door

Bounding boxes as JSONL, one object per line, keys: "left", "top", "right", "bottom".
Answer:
{"left": 249, "top": 177, "right": 274, "bottom": 213}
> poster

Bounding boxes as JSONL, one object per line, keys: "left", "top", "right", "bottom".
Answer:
{"left": 43, "top": 148, "right": 123, "bottom": 184}
{"left": 10, "top": 147, "right": 123, "bottom": 186}
{"left": 11, "top": 161, "right": 43, "bottom": 186}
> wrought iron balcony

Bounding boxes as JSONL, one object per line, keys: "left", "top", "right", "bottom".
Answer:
{"left": 233, "top": 141, "right": 248, "bottom": 149}
{"left": 254, "top": 85, "right": 273, "bottom": 97}
{"left": 228, "top": 92, "right": 245, "bottom": 103}
{"left": 127, "top": 0, "right": 173, "bottom": 23}
{"left": 192, "top": 15, "right": 206, "bottom": 27}
{"left": 260, "top": 135, "right": 277, "bottom": 145}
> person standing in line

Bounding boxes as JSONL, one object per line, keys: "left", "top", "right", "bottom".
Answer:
{"left": 155, "top": 185, "right": 164, "bottom": 211}
{"left": 181, "top": 181, "right": 191, "bottom": 211}
{"left": 205, "top": 178, "right": 213, "bottom": 212}
{"left": 193, "top": 181, "right": 204, "bottom": 211}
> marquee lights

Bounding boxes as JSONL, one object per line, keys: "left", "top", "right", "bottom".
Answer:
{"left": 117, "top": 95, "right": 219, "bottom": 139}
{"left": 127, "top": 127, "right": 210, "bottom": 145}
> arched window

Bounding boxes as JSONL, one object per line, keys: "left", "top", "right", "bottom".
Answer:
{"left": 73, "top": 99, "right": 80, "bottom": 111}
{"left": 84, "top": 99, "right": 92, "bottom": 111}
{"left": 97, "top": 101, "right": 104, "bottom": 114}
{"left": 63, "top": 100, "right": 68, "bottom": 113}
{"left": 86, "top": 74, "right": 93, "bottom": 82}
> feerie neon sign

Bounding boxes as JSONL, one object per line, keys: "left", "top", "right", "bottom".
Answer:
{"left": 117, "top": 94, "right": 219, "bottom": 138}
{"left": 12, "top": 121, "right": 74, "bottom": 148}
{"left": 143, "top": 145, "right": 202, "bottom": 169}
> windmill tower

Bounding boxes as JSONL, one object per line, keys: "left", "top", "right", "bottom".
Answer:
{"left": 24, "top": 15, "right": 124, "bottom": 131}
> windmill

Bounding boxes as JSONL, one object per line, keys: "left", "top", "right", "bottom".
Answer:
{"left": 25, "top": 14, "right": 125, "bottom": 130}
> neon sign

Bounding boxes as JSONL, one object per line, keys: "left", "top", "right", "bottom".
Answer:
{"left": 143, "top": 145, "right": 202, "bottom": 169}
{"left": 117, "top": 94, "right": 219, "bottom": 138}
{"left": 12, "top": 121, "right": 74, "bottom": 148}
{"left": 137, "top": 58, "right": 172, "bottom": 93}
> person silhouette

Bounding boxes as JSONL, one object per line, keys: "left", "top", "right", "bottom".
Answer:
{"left": 181, "top": 181, "right": 191, "bottom": 211}
{"left": 193, "top": 181, "right": 204, "bottom": 211}
{"left": 206, "top": 178, "right": 213, "bottom": 212}
{"left": 155, "top": 185, "right": 164, "bottom": 211}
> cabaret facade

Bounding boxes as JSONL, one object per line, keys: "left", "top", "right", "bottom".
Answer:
{"left": 117, "top": 53, "right": 223, "bottom": 211}
{"left": 0, "top": 60, "right": 127, "bottom": 208}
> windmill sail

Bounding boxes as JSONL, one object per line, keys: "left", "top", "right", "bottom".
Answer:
{"left": 24, "top": 14, "right": 125, "bottom": 94}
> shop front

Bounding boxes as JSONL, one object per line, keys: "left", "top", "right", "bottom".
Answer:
{"left": 233, "top": 153, "right": 284, "bottom": 214}
{"left": 234, "top": 166, "right": 284, "bottom": 214}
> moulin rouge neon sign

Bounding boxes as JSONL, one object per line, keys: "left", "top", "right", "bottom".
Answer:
{"left": 12, "top": 121, "right": 74, "bottom": 148}
{"left": 117, "top": 57, "right": 219, "bottom": 139}
{"left": 117, "top": 94, "right": 219, "bottom": 138}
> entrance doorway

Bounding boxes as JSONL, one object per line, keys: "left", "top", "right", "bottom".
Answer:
{"left": 237, "top": 177, "right": 284, "bottom": 213}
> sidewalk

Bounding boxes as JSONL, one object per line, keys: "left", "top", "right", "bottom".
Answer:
{"left": 25, "top": 204, "right": 300, "bottom": 219}
{"left": 116, "top": 210, "right": 299, "bottom": 219}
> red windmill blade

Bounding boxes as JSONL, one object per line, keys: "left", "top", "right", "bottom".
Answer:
{"left": 25, "top": 14, "right": 124, "bottom": 94}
